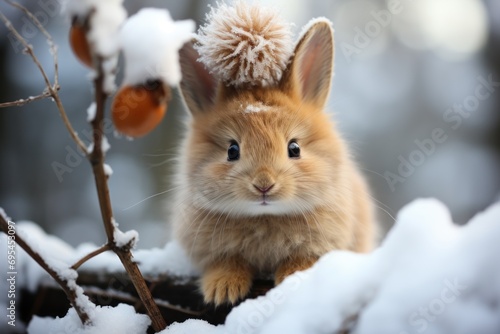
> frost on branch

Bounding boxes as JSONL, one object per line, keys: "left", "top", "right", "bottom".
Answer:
{"left": 196, "top": 0, "right": 293, "bottom": 88}
{"left": 119, "top": 8, "right": 195, "bottom": 86}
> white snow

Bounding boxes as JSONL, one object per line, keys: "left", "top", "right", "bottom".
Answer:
{"left": 62, "top": 0, "right": 127, "bottom": 93}
{"left": 86, "top": 136, "right": 110, "bottom": 154}
{"left": 4, "top": 222, "right": 97, "bottom": 330}
{"left": 196, "top": 1, "right": 293, "bottom": 87}
{"left": 27, "top": 304, "right": 150, "bottom": 334}
{"left": 4, "top": 199, "right": 500, "bottom": 333}
{"left": 103, "top": 163, "right": 113, "bottom": 177}
{"left": 12, "top": 222, "right": 77, "bottom": 292}
{"left": 62, "top": 0, "right": 127, "bottom": 58}
{"left": 159, "top": 319, "right": 223, "bottom": 334}
{"left": 111, "top": 217, "right": 137, "bottom": 248}
{"left": 119, "top": 8, "right": 195, "bottom": 86}
{"left": 0, "top": 222, "right": 197, "bottom": 294}
{"left": 101, "top": 135, "right": 110, "bottom": 153}
{"left": 244, "top": 102, "right": 272, "bottom": 113}
{"left": 0, "top": 207, "right": 7, "bottom": 220}
{"left": 73, "top": 239, "right": 199, "bottom": 278}
{"left": 86, "top": 102, "right": 96, "bottom": 122}
{"left": 162, "top": 198, "right": 500, "bottom": 334}
{"left": 113, "top": 228, "right": 138, "bottom": 248}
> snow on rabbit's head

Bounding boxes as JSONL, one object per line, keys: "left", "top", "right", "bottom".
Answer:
{"left": 178, "top": 4, "right": 343, "bottom": 217}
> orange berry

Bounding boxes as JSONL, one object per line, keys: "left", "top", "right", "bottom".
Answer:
{"left": 112, "top": 82, "right": 169, "bottom": 138}
{"left": 69, "top": 23, "right": 92, "bottom": 68}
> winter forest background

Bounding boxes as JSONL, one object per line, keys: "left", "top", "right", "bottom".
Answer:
{"left": 0, "top": 0, "right": 499, "bottom": 248}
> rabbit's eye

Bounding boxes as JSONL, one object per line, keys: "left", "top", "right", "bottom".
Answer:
{"left": 227, "top": 141, "right": 240, "bottom": 161}
{"left": 288, "top": 140, "right": 300, "bottom": 158}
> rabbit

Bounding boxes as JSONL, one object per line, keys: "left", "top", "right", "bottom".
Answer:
{"left": 172, "top": 18, "right": 375, "bottom": 305}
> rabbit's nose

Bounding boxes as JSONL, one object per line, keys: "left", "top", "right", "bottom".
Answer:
{"left": 253, "top": 184, "right": 275, "bottom": 194}
{"left": 252, "top": 169, "right": 276, "bottom": 193}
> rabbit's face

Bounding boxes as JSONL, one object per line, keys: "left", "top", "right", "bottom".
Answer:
{"left": 179, "top": 19, "right": 341, "bottom": 217}
{"left": 186, "top": 93, "right": 343, "bottom": 217}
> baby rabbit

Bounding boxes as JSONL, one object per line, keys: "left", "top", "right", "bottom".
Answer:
{"left": 173, "top": 3, "right": 374, "bottom": 305}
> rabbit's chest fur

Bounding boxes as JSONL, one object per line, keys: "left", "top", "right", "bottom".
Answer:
{"left": 176, "top": 206, "right": 353, "bottom": 271}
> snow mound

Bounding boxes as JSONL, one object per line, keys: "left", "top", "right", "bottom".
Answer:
{"left": 27, "top": 304, "right": 150, "bottom": 334}
{"left": 3, "top": 199, "right": 500, "bottom": 333}
{"left": 196, "top": 0, "right": 293, "bottom": 87}
{"left": 119, "top": 8, "right": 195, "bottom": 86}
{"left": 168, "top": 198, "right": 500, "bottom": 334}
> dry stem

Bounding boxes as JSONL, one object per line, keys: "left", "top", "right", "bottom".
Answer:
{"left": 91, "top": 60, "right": 167, "bottom": 331}
{"left": 0, "top": 90, "right": 53, "bottom": 108}
{"left": 71, "top": 244, "right": 111, "bottom": 270}
{"left": 0, "top": 4, "right": 87, "bottom": 155}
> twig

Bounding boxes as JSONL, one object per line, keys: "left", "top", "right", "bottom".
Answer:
{"left": 0, "top": 11, "right": 50, "bottom": 88}
{"left": 0, "top": 213, "right": 91, "bottom": 325}
{"left": 71, "top": 244, "right": 111, "bottom": 270}
{"left": 90, "top": 60, "right": 167, "bottom": 331}
{"left": 89, "top": 288, "right": 203, "bottom": 316}
{"left": 0, "top": 90, "right": 53, "bottom": 108}
{"left": 6, "top": 0, "right": 59, "bottom": 86}
{"left": 0, "top": 5, "right": 87, "bottom": 155}
{"left": 81, "top": 286, "right": 203, "bottom": 316}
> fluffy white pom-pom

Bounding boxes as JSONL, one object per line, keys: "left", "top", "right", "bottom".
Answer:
{"left": 196, "top": 1, "right": 293, "bottom": 87}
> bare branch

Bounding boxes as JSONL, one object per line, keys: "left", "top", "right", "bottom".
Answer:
{"left": 0, "top": 213, "right": 92, "bottom": 325}
{"left": 71, "top": 243, "right": 111, "bottom": 270}
{"left": 82, "top": 286, "right": 203, "bottom": 316}
{"left": 6, "top": 0, "right": 60, "bottom": 86}
{"left": 0, "top": 90, "right": 53, "bottom": 108}
{"left": 0, "top": 5, "right": 88, "bottom": 155}
{"left": 89, "top": 59, "right": 167, "bottom": 332}
{"left": 0, "top": 10, "right": 51, "bottom": 89}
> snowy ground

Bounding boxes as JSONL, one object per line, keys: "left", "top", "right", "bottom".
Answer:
{"left": 1, "top": 198, "right": 499, "bottom": 334}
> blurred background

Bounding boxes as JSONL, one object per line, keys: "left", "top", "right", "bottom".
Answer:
{"left": 0, "top": 0, "right": 499, "bottom": 248}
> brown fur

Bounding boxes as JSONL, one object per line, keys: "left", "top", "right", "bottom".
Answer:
{"left": 173, "top": 21, "right": 374, "bottom": 305}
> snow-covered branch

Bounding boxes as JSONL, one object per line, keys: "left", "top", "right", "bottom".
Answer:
{"left": 0, "top": 211, "right": 93, "bottom": 326}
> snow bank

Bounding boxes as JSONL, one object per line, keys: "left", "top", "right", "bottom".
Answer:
{"left": 27, "top": 304, "right": 150, "bottom": 334}
{"left": 167, "top": 198, "right": 500, "bottom": 334}
{"left": 0, "top": 221, "right": 198, "bottom": 289}
{"left": 2, "top": 199, "right": 499, "bottom": 333}
{"left": 73, "top": 240, "right": 199, "bottom": 277}
{"left": 159, "top": 319, "right": 223, "bottom": 334}
{"left": 0, "top": 220, "right": 197, "bottom": 332}
{"left": 119, "top": 8, "right": 195, "bottom": 86}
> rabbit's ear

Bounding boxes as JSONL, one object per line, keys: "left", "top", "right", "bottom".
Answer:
{"left": 281, "top": 20, "right": 334, "bottom": 108}
{"left": 179, "top": 41, "right": 218, "bottom": 115}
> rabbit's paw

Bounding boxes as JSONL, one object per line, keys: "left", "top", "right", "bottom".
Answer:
{"left": 202, "top": 258, "right": 253, "bottom": 305}
{"left": 275, "top": 256, "right": 317, "bottom": 285}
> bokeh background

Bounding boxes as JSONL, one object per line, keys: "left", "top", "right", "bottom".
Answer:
{"left": 0, "top": 0, "right": 499, "bottom": 248}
